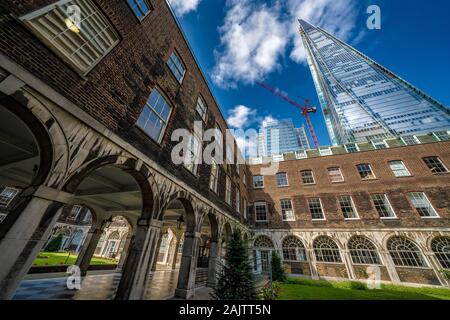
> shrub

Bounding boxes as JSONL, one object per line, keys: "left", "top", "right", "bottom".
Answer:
{"left": 271, "top": 251, "right": 286, "bottom": 282}
{"left": 258, "top": 282, "right": 282, "bottom": 300}
{"left": 350, "top": 281, "right": 367, "bottom": 290}
{"left": 441, "top": 269, "right": 450, "bottom": 281}
{"left": 44, "top": 234, "right": 63, "bottom": 252}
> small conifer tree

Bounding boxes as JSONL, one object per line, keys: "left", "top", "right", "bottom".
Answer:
{"left": 212, "top": 230, "right": 257, "bottom": 300}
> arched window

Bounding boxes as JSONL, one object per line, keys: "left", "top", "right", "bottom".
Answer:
{"left": 254, "top": 235, "right": 274, "bottom": 249}
{"left": 431, "top": 237, "right": 450, "bottom": 269}
{"left": 108, "top": 231, "right": 120, "bottom": 240}
{"left": 282, "top": 236, "right": 307, "bottom": 261}
{"left": 348, "top": 236, "right": 382, "bottom": 265}
{"left": 387, "top": 237, "right": 426, "bottom": 267}
{"left": 314, "top": 236, "right": 342, "bottom": 263}
{"left": 253, "top": 235, "right": 274, "bottom": 274}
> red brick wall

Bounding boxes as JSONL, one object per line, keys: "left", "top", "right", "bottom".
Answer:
{"left": 249, "top": 141, "right": 450, "bottom": 229}
{"left": 0, "top": 0, "right": 247, "bottom": 220}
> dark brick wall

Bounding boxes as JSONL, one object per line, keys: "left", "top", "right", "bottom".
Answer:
{"left": 249, "top": 141, "right": 450, "bottom": 229}
{"left": 0, "top": 0, "right": 247, "bottom": 221}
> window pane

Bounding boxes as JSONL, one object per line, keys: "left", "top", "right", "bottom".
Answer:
{"left": 328, "top": 167, "right": 344, "bottom": 182}
{"left": 255, "top": 202, "right": 267, "bottom": 221}
{"left": 281, "top": 199, "right": 295, "bottom": 221}
{"left": 339, "top": 196, "right": 358, "bottom": 219}
{"left": 389, "top": 161, "right": 410, "bottom": 177}
{"left": 371, "top": 194, "right": 395, "bottom": 218}
{"left": 423, "top": 157, "right": 448, "bottom": 174}
{"left": 308, "top": 198, "right": 324, "bottom": 220}
{"left": 407, "top": 192, "right": 438, "bottom": 217}
{"left": 301, "top": 170, "right": 315, "bottom": 184}
{"left": 137, "top": 89, "right": 172, "bottom": 142}
{"left": 167, "top": 51, "right": 186, "bottom": 83}
{"left": 24, "top": 0, "right": 120, "bottom": 73}
{"left": 253, "top": 176, "right": 264, "bottom": 188}
{"left": 357, "top": 164, "right": 375, "bottom": 179}
{"left": 276, "top": 173, "right": 288, "bottom": 187}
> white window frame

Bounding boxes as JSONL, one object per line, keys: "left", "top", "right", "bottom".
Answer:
{"left": 301, "top": 170, "right": 316, "bottom": 185}
{"left": 357, "top": 164, "right": 376, "bottom": 180}
{"left": 225, "top": 177, "right": 232, "bottom": 205}
{"left": 137, "top": 88, "right": 173, "bottom": 143}
{"left": 388, "top": 160, "right": 411, "bottom": 177}
{"left": 407, "top": 192, "right": 439, "bottom": 219}
{"left": 401, "top": 135, "right": 420, "bottom": 146}
{"left": 345, "top": 143, "right": 360, "bottom": 153}
{"left": 319, "top": 147, "right": 333, "bottom": 156}
{"left": 127, "top": 0, "right": 152, "bottom": 21}
{"left": 371, "top": 194, "right": 397, "bottom": 219}
{"left": 21, "top": 0, "right": 120, "bottom": 75}
{"left": 209, "top": 159, "right": 219, "bottom": 193}
{"left": 272, "top": 154, "right": 284, "bottom": 162}
{"left": 281, "top": 199, "right": 295, "bottom": 222}
{"left": 255, "top": 202, "right": 268, "bottom": 222}
{"left": 243, "top": 198, "right": 248, "bottom": 219}
{"left": 276, "top": 172, "right": 289, "bottom": 187}
{"left": 195, "top": 96, "right": 208, "bottom": 122}
{"left": 372, "top": 140, "right": 389, "bottom": 150}
{"left": 328, "top": 167, "right": 345, "bottom": 183}
{"left": 339, "top": 196, "right": 359, "bottom": 220}
{"left": 183, "top": 132, "right": 202, "bottom": 175}
{"left": 253, "top": 175, "right": 264, "bottom": 189}
{"left": 167, "top": 50, "right": 186, "bottom": 83}
{"left": 295, "top": 150, "right": 308, "bottom": 159}
{"left": 433, "top": 131, "right": 450, "bottom": 142}
{"left": 236, "top": 189, "right": 240, "bottom": 213}
{"left": 308, "top": 198, "right": 326, "bottom": 221}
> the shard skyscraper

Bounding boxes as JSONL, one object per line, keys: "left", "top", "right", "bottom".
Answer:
{"left": 299, "top": 19, "right": 450, "bottom": 145}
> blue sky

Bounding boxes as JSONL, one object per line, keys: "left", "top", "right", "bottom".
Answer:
{"left": 168, "top": 0, "right": 450, "bottom": 148}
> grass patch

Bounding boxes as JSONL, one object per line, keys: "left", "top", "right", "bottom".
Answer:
{"left": 32, "top": 252, "right": 117, "bottom": 266}
{"left": 278, "top": 277, "right": 450, "bottom": 300}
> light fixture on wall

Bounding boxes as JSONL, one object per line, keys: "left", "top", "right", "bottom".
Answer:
{"left": 176, "top": 214, "right": 185, "bottom": 230}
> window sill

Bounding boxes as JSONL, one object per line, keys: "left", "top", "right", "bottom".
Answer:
{"left": 420, "top": 216, "right": 440, "bottom": 219}
{"left": 312, "top": 218, "right": 326, "bottom": 222}
{"left": 277, "top": 185, "right": 290, "bottom": 188}
{"left": 344, "top": 218, "right": 360, "bottom": 221}
{"left": 253, "top": 187, "right": 265, "bottom": 190}
{"left": 380, "top": 217, "right": 398, "bottom": 220}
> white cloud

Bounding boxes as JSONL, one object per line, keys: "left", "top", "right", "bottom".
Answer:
{"left": 261, "top": 115, "right": 278, "bottom": 127}
{"left": 226, "top": 105, "right": 257, "bottom": 129}
{"left": 167, "top": 0, "right": 202, "bottom": 17}
{"left": 212, "top": 0, "right": 288, "bottom": 88}
{"left": 212, "top": 0, "right": 361, "bottom": 86}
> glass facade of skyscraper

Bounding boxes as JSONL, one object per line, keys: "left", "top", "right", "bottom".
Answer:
{"left": 299, "top": 19, "right": 450, "bottom": 145}
{"left": 257, "top": 119, "right": 310, "bottom": 157}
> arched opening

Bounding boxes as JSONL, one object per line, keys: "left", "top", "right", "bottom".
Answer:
{"left": 387, "top": 236, "right": 427, "bottom": 268}
{"left": 14, "top": 163, "right": 149, "bottom": 300}
{"left": 313, "top": 236, "right": 342, "bottom": 263}
{"left": 221, "top": 222, "right": 233, "bottom": 264}
{"left": 282, "top": 236, "right": 307, "bottom": 262}
{"left": 145, "top": 197, "right": 196, "bottom": 300}
{"left": 431, "top": 236, "right": 450, "bottom": 269}
{"left": 0, "top": 103, "right": 52, "bottom": 230}
{"left": 253, "top": 235, "right": 274, "bottom": 274}
{"left": 348, "top": 236, "right": 382, "bottom": 265}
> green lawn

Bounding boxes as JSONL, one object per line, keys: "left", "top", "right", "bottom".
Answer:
{"left": 32, "top": 252, "right": 117, "bottom": 266}
{"left": 278, "top": 278, "right": 450, "bottom": 300}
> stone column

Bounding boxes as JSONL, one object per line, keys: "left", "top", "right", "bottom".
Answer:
{"left": 307, "top": 248, "right": 319, "bottom": 279}
{"left": 342, "top": 249, "right": 356, "bottom": 280}
{"left": 76, "top": 227, "right": 104, "bottom": 276}
{"left": 380, "top": 250, "right": 400, "bottom": 283}
{"left": 172, "top": 238, "right": 181, "bottom": 269}
{"left": 117, "top": 233, "right": 133, "bottom": 269}
{"left": 175, "top": 231, "right": 201, "bottom": 299}
{"left": 115, "top": 219, "right": 162, "bottom": 300}
{"left": 0, "top": 186, "right": 72, "bottom": 300}
{"left": 206, "top": 239, "right": 219, "bottom": 287}
{"left": 151, "top": 233, "right": 164, "bottom": 271}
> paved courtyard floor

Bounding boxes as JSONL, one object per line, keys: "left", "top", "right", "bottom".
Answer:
{"left": 13, "top": 270, "right": 212, "bottom": 300}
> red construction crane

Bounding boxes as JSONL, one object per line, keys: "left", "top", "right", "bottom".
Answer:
{"left": 256, "top": 82, "right": 319, "bottom": 148}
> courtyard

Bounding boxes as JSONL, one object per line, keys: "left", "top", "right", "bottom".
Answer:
{"left": 278, "top": 278, "right": 450, "bottom": 300}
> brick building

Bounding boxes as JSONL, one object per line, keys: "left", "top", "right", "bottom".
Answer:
{"left": 249, "top": 136, "right": 450, "bottom": 286}
{"left": 0, "top": 0, "right": 448, "bottom": 301}
{"left": 0, "top": 0, "right": 249, "bottom": 300}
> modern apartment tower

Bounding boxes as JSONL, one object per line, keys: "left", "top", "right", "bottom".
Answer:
{"left": 299, "top": 19, "right": 450, "bottom": 145}
{"left": 257, "top": 119, "right": 311, "bottom": 157}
